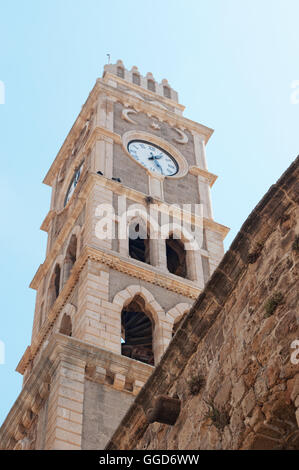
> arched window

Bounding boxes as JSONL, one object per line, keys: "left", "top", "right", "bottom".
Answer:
{"left": 49, "top": 264, "right": 61, "bottom": 308}
{"left": 166, "top": 235, "right": 187, "bottom": 278}
{"left": 63, "top": 234, "right": 77, "bottom": 285}
{"left": 163, "top": 86, "right": 171, "bottom": 99}
{"left": 147, "top": 79, "right": 156, "bottom": 92}
{"left": 117, "top": 66, "right": 125, "bottom": 78}
{"left": 121, "top": 296, "right": 154, "bottom": 365}
{"left": 59, "top": 313, "right": 72, "bottom": 336}
{"left": 128, "top": 221, "right": 150, "bottom": 264}
{"left": 132, "top": 73, "right": 140, "bottom": 85}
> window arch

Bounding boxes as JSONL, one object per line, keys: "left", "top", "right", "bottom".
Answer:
{"left": 63, "top": 234, "right": 77, "bottom": 286}
{"left": 121, "top": 295, "right": 154, "bottom": 365}
{"left": 147, "top": 79, "right": 156, "bottom": 92}
{"left": 166, "top": 235, "right": 187, "bottom": 279}
{"left": 59, "top": 313, "right": 72, "bottom": 336}
{"left": 48, "top": 264, "right": 61, "bottom": 308}
{"left": 128, "top": 219, "right": 150, "bottom": 265}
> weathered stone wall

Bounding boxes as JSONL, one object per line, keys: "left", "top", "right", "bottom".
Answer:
{"left": 107, "top": 156, "right": 299, "bottom": 450}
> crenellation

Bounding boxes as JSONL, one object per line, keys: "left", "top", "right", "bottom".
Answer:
{"left": 104, "top": 60, "right": 179, "bottom": 104}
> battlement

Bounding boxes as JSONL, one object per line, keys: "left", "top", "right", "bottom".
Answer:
{"left": 103, "top": 60, "right": 179, "bottom": 103}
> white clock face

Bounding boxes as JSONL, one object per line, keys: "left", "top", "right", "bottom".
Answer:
{"left": 127, "top": 140, "right": 178, "bottom": 176}
{"left": 64, "top": 163, "right": 83, "bottom": 207}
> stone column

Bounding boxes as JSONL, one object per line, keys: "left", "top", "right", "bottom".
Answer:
{"left": 197, "top": 175, "right": 213, "bottom": 220}
{"left": 186, "top": 249, "right": 205, "bottom": 289}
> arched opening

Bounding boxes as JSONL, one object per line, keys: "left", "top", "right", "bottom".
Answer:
{"left": 147, "top": 79, "right": 155, "bottom": 92}
{"left": 132, "top": 73, "right": 140, "bottom": 85}
{"left": 166, "top": 235, "right": 187, "bottom": 278}
{"left": 128, "top": 221, "right": 150, "bottom": 264}
{"left": 59, "top": 313, "right": 72, "bottom": 336}
{"left": 63, "top": 234, "right": 77, "bottom": 285}
{"left": 121, "top": 296, "right": 154, "bottom": 365}
{"left": 163, "top": 86, "right": 171, "bottom": 99}
{"left": 49, "top": 264, "right": 61, "bottom": 308}
{"left": 117, "top": 66, "right": 124, "bottom": 78}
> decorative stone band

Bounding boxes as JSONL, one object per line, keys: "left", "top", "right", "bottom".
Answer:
{"left": 36, "top": 171, "right": 229, "bottom": 288}
{"left": 0, "top": 334, "right": 153, "bottom": 450}
{"left": 18, "top": 243, "right": 201, "bottom": 376}
{"left": 43, "top": 77, "right": 214, "bottom": 187}
{"left": 189, "top": 166, "right": 218, "bottom": 187}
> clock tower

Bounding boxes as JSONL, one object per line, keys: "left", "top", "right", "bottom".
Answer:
{"left": 0, "top": 61, "right": 229, "bottom": 450}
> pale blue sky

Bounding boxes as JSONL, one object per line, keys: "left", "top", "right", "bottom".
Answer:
{"left": 0, "top": 0, "right": 298, "bottom": 425}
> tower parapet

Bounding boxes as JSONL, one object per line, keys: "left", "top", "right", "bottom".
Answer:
{"left": 103, "top": 59, "right": 179, "bottom": 103}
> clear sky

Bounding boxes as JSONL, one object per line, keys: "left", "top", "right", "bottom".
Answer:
{"left": 0, "top": 0, "right": 298, "bottom": 426}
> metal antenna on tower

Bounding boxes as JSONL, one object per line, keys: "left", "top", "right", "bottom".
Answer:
{"left": 106, "top": 54, "right": 111, "bottom": 64}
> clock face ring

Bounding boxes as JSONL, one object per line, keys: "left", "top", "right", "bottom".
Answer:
{"left": 127, "top": 140, "right": 179, "bottom": 176}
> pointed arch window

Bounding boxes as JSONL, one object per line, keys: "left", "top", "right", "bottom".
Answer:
{"left": 128, "top": 221, "right": 150, "bottom": 265}
{"left": 166, "top": 235, "right": 187, "bottom": 279}
{"left": 121, "top": 296, "right": 154, "bottom": 365}
{"left": 63, "top": 234, "right": 77, "bottom": 285}
{"left": 59, "top": 313, "right": 72, "bottom": 336}
{"left": 49, "top": 264, "right": 61, "bottom": 308}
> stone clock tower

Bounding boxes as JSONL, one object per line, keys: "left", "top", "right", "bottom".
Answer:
{"left": 0, "top": 61, "right": 229, "bottom": 450}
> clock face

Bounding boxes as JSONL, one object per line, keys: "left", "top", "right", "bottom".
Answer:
{"left": 127, "top": 140, "right": 178, "bottom": 176}
{"left": 64, "top": 163, "right": 83, "bottom": 207}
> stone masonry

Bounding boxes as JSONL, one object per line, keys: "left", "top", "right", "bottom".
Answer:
{"left": 0, "top": 61, "right": 229, "bottom": 450}
{"left": 107, "top": 156, "right": 299, "bottom": 450}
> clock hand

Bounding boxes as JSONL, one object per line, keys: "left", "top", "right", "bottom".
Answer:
{"left": 153, "top": 158, "right": 163, "bottom": 174}
{"left": 148, "top": 152, "right": 162, "bottom": 160}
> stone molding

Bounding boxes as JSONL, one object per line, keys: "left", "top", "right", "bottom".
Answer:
{"left": 189, "top": 166, "right": 218, "bottom": 187}
{"left": 18, "top": 243, "right": 202, "bottom": 376}
{"left": 0, "top": 333, "right": 153, "bottom": 450}
{"left": 43, "top": 78, "right": 214, "bottom": 187}
{"left": 35, "top": 172, "right": 229, "bottom": 287}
